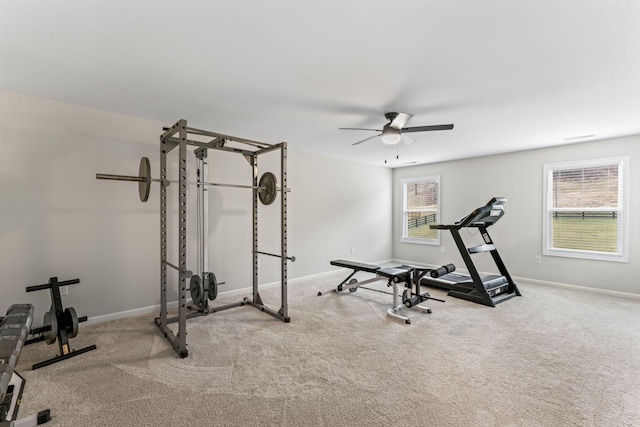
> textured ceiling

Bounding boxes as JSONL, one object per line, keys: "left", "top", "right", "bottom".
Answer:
{"left": 2, "top": 1, "right": 639, "bottom": 167}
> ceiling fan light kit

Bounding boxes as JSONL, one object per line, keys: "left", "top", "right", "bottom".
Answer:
{"left": 340, "top": 111, "right": 454, "bottom": 149}
{"left": 381, "top": 127, "right": 402, "bottom": 145}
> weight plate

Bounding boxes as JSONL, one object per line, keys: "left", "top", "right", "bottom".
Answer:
{"left": 258, "top": 172, "right": 277, "bottom": 205}
{"left": 138, "top": 157, "right": 152, "bottom": 202}
{"left": 43, "top": 310, "right": 58, "bottom": 345}
{"left": 64, "top": 307, "right": 79, "bottom": 338}
{"left": 190, "top": 275, "right": 204, "bottom": 306}
{"left": 348, "top": 278, "right": 358, "bottom": 293}
{"left": 207, "top": 272, "right": 218, "bottom": 301}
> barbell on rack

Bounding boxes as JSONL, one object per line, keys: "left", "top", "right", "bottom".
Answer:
{"left": 96, "top": 157, "right": 288, "bottom": 205}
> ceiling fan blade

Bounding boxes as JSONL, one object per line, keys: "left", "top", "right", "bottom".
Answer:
{"left": 401, "top": 134, "right": 416, "bottom": 144}
{"left": 352, "top": 134, "right": 381, "bottom": 146}
{"left": 389, "top": 112, "right": 413, "bottom": 129}
{"left": 401, "top": 124, "right": 454, "bottom": 133}
{"left": 339, "top": 127, "right": 382, "bottom": 132}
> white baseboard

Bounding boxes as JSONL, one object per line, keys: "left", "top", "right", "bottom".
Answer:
{"left": 86, "top": 260, "right": 640, "bottom": 325}
{"left": 85, "top": 302, "right": 174, "bottom": 325}
{"left": 85, "top": 286, "right": 257, "bottom": 325}
{"left": 393, "top": 258, "right": 640, "bottom": 300}
{"left": 511, "top": 275, "right": 640, "bottom": 300}
{"left": 86, "top": 265, "right": 390, "bottom": 326}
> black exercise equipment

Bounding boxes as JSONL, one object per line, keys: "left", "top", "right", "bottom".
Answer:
{"left": 321, "top": 260, "right": 445, "bottom": 324}
{"left": 25, "top": 277, "right": 96, "bottom": 370}
{"left": 421, "top": 197, "right": 521, "bottom": 307}
{"left": 1, "top": 304, "right": 51, "bottom": 426}
{"left": 189, "top": 272, "right": 223, "bottom": 308}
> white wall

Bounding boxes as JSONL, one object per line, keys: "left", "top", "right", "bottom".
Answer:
{"left": 1, "top": 91, "right": 161, "bottom": 319}
{"left": 197, "top": 140, "right": 394, "bottom": 299}
{"left": 0, "top": 90, "right": 393, "bottom": 319}
{"left": 393, "top": 135, "right": 640, "bottom": 296}
{"left": 3, "top": 88, "right": 635, "bottom": 323}
{"left": 287, "top": 150, "right": 393, "bottom": 278}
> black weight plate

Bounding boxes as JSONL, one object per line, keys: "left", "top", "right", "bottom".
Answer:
{"left": 64, "top": 307, "right": 79, "bottom": 338}
{"left": 207, "top": 272, "right": 218, "bottom": 301}
{"left": 190, "top": 275, "right": 204, "bottom": 306}
{"left": 258, "top": 172, "right": 277, "bottom": 205}
{"left": 138, "top": 157, "right": 151, "bottom": 202}
{"left": 43, "top": 310, "right": 58, "bottom": 345}
{"left": 348, "top": 278, "right": 358, "bottom": 293}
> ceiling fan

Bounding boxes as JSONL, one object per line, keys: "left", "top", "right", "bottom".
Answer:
{"left": 340, "top": 112, "right": 454, "bottom": 146}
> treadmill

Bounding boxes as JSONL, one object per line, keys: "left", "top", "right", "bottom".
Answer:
{"left": 421, "top": 197, "right": 521, "bottom": 307}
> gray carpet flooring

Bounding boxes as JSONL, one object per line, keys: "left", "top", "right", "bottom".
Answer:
{"left": 15, "top": 272, "right": 640, "bottom": 426}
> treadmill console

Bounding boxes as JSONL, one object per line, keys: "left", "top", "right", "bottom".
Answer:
{"left": 454, "top": 197, "right": 506, "bottom": 227}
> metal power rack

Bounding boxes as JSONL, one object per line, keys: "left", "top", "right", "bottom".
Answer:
{"left": 156, "top": 119, "right": 291, "bottom": 358}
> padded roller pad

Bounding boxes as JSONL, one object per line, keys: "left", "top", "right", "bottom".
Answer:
{"left": 377, "top": 267, "right": 412, "bottom": 282}
{"left": 331, "top": 259, "right": 381, "bottom": 274}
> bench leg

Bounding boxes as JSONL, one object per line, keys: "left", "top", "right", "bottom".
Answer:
{"left": 385, "top": 282, "right": 432, "bottom": 324}
{"left": 318, "top": 274, "right": 383, "bottom": 296}
{"left": 386, "top": 305, "right": 411, "bottom": 324}
{"left": 386, "top": 281, "right": 411, "bottom": 324}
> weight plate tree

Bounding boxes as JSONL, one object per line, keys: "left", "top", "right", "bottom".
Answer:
{"left": 25, "top": 277, "right": 97, "bottom": 370}
{"left": 97, "top": 119, "right": 293, "bottom": 358}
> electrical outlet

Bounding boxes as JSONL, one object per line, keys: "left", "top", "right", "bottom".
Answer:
{"left": 440, "top": 246, "right": 446, "bottom": 254}
{"left": 534, "top": 256, "right": 542, "bottom": 264}
{"left": 351, "top": 247, "right": 355, "bottom": 255}
{"left": 59, "top": 286, "right": 68, "bottom": 296}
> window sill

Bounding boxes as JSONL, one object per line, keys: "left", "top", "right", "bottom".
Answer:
{"left": 544, "top": 248, "right": 628, "bottom": 263}
{"left": 401, "top": 237, "right": 440, "bottom": 246}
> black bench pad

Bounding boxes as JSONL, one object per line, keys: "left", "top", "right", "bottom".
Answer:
{"left": 330, "top": 259, "right": 381, "bottom": 274}
{"left": 377, "top": 267, "right": 412, "bottom": 282}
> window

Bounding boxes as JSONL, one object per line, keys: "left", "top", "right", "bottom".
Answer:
{"left": 543, "top": 157, "right": 628, "bottom": 262}
{"left": 402, "top": 176, "right": 440, "bottom": 245}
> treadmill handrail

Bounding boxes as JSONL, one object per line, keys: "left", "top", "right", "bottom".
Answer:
{"left": 431, "top": 197, "right": 507, "bottom": 229}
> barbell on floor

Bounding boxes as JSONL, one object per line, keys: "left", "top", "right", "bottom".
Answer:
{"left": 96, "top": 157, "right": 288, "bottom": 205}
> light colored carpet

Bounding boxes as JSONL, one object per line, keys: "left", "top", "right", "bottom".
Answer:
{"left": 15, "top": 272, "right": 640, "bottom": 426}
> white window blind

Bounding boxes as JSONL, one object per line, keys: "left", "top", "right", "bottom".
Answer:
{"left": 543, "top": 157, "right": 628, "bottom": 262}
{"left": 401, "top": 176, "right": 440, "bottom": 245}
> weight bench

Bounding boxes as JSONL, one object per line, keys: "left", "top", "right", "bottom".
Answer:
{"left": 320, "top": 260, "right": 446, "bottom": 324}
{"left": 1, "top": 304, "right": 51, "bottom": 426}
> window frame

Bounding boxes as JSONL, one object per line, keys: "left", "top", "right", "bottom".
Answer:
{"left": 401, "top": 175, "right": 441, "bottom": 245}
{"left": 542, "top": 156, "right": 629, "bottom": 262}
